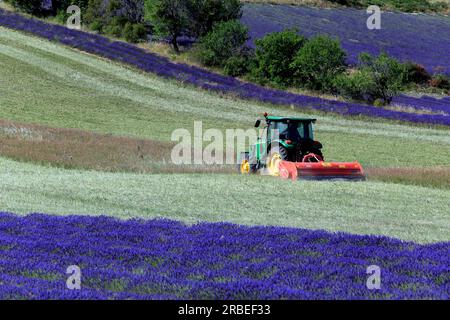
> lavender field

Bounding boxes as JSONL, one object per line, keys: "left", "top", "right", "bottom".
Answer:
{"left": 1, "top": 8, "right": 449, "bottom": 127}
{"left": 242, "top": 4, "right": 450, "bottom": 75}
{"left": 391, "top": 95, "right": 450, "bottom": 114}
{"left": 0, "top": 213, "right": 449, "bottom": 300}
{"left": 1, "top": 3, "right": 450, "bottom": 303}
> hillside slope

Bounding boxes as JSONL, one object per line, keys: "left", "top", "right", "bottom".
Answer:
{"left": 1, "top": 8, "right": 449, "bottom": 127}
{"left": 1, "top": 27, "right": 450, "bottom": 169}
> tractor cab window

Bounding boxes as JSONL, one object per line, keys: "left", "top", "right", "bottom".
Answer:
{"left": 270, "top": 121, "right": 312, "bottom": 141}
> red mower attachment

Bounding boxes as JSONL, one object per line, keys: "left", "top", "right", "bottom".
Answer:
{"left": 278, "top": 160, "right": 365, "bottom": 181}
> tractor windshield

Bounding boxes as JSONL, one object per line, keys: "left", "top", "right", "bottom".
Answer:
{"left": 270, "top": 121, "right": 313, "bottom": 141}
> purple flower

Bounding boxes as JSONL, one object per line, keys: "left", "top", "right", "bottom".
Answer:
{"left": 0, "top": 212, "right": 448, "bottom": 300}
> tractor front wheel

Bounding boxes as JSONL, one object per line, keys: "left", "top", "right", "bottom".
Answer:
{"left": 267, "top": 146, "right": 288, "bottom": 176}
{"left": 237, "top": 152, "right": 256, "bottom": 175}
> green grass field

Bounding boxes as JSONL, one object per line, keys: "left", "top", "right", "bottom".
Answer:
{"left": 1, "top": 27, "right": 449, "bottom": 168}
{"left": 1, "top": 157, "right": 449, "bottom": 243}
{"left": 0, "top": 27, "right": 449, "bottom": 243}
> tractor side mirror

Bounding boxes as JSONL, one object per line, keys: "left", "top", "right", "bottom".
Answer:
{"left": 254, "top": 119, "right": 261, "bottom": 128}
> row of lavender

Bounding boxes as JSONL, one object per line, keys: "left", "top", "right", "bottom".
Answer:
{"left": 242, "top": 5, "right": 450, "bottom": 75}
{"left": 392, "top": 95, "right": 450, "bottom": 114}
{"left": 0, "top": 9, "right": 449, "bottom": 126}
{"left": 0, "top": 212, "right": 448, "bottom": 300}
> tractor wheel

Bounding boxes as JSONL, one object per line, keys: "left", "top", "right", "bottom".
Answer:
{"left": 237, "top": 152, "right": 255, "bottom": 175}
{"left": 267, "top": 146, "right": 288, "bottom": 176}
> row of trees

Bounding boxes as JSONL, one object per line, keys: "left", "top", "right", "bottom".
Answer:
{"left": 6, "top": 0, "right": 242, "bottom": 48}
{"left": 196, "top": 24, "right": 449, "bottom": 105}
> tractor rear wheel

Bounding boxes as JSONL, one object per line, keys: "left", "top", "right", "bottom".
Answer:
{"left": 267, "top": 146, "right": 288, "bottom": 176}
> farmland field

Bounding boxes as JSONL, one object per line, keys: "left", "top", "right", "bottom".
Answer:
{"left": 0, "top": 26, "right": 450, "bottom": 240}
{"left": 0, "top": 7, "right": 449, "bottom": 301}
{"left": 1, "top": 9, "right": 449, "bottom": 127}
{"left": 1, "top": 157, "right": 450, "bottom": 243}
{"left": 1, "top": 27, "right": 450, "bottom": 170}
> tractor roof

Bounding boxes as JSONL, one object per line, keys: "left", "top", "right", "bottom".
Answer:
{"left": 266, "top": 116, "right": 316, "bottom": 122}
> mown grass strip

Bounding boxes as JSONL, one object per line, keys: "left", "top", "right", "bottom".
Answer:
{"left": 0, "top": 157, "right": 449, "bottom": 243}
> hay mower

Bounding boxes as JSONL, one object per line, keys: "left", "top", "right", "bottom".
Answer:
{"left": 238, "top": 113, "right": 365, "bottom": 181}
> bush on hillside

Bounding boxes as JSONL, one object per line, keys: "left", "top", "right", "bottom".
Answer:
{"left": 291, "top": 35, "right": 346, "bottom": 91}
{"left": 334, "top": 52, "right": 408, "bottom": 105}
{"left": 144, "top": 0, "right": 242, "bottom": 52}
{"left": 333, "top": 69, "right": 376, "bottom": 102}
{"left": 103, "top": 15, "right": 128, "bottom": 36}
{"left": 251, "top": 29, "right": 306, "bottom": 87}
{"left": 84, "top": 0, "right": 105, "bottom": 25}
{"left": 358, "top": 52, "right": 408, "bottom": 104}
{"left": 197, "top": 20, "right": 249, "bottom": 67}
{"left": 429, "top": 74, "right": 450, "bottom": 90}
{"left": 123, "top": 23, "right": 147, "bottom": 43}
{"left": 83, "top": 0, "right": 146, "bottom": 39}
{"left": 223, "top": 49, "right": 253, "bottom": 77}
{"left": 404, "top": 62, "right": 431, "bottom": 84}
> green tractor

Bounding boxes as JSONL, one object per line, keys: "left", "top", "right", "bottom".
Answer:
{"left": 238, "top": 113, "right": 365, "bottom": 180}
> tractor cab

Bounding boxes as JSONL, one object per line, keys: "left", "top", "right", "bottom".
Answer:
{"left": 265, "top": 116, "right": 315, "bottom": 144}
{"left": 254, "top": 114, "right": 323, "bottom": 164}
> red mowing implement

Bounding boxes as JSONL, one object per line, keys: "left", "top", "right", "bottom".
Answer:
{"left": 278, "top": 161, "right": 365, "bottom": 181}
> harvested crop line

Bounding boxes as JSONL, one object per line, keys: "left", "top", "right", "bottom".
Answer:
{"left": 0, "top": 212, "right": 448, "bottom": 300}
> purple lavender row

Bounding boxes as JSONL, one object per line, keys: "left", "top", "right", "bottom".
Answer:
{"left": 391, "top": 95, "right": 450, "bottom": 114}
{"left": 1, "top": 9, "right": 449, "bottom": 126}
{"left": 0, "top": 212, "right": 448, "bottom": 300}
{"left": 241, "top": 5, "right": 450, "bottom": 76}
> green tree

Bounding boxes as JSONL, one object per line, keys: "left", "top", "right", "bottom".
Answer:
{"left": 333, "top": 69, "right": 376, "bottom": 102}
{"left": 197, "top": 20, "right": 249, "bottom": 67}
{"left": 252, "top": 29, "right": 306, "bottom": 87}
{"left": 334, "top": 53, "right": 408, "bottom": 105}
{"left": 357, "top": 52, "right": 407, "bottom": 104}
{"left": 186, "top": 0, "right": 242, "bottom": 38}
{"left": 144, "top": 0, "right": 188, "bottom": 52}
{"left": 291, "top": 35, "right": 346, "bottom": 91}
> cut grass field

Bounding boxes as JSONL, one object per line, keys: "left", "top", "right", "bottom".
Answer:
{"left": 0, "top": 26, "right": 449, "bottom": 244}
{"left": 0, "top": 157, "right": 449, "bottom": 244}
